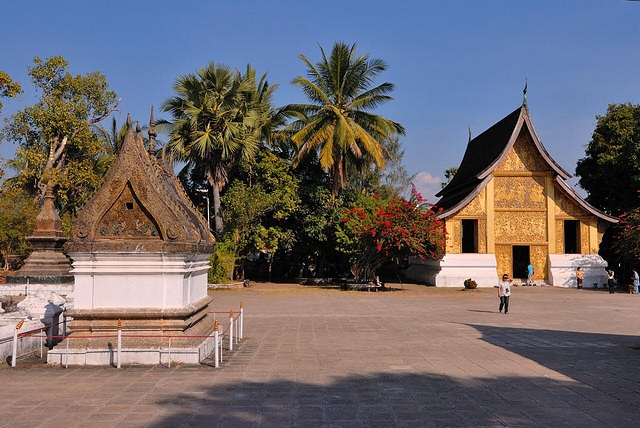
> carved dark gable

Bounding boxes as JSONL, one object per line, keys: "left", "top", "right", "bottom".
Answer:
{"left": 65, "top": 113, "right": 215, "bottom": 254}
{"left": 96, "top": 181, "right": 162, "bottom": 240}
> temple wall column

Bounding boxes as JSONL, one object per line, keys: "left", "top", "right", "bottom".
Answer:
{"left": 589, "top": 218, "right": 598, "bottom": 254}
{"left": 486, "top": 178, "right": 495, "bottom": 253}
{"left": 546, "top": 174, "right": 556, "bottom": 254}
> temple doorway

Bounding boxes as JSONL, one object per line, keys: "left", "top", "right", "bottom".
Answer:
{"left": 512, "top": 245, "right": 530, "bottom": 279}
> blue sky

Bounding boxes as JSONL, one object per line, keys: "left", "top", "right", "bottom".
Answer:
{"left": 1, "top": 0, "right": 639, "bottom": 201}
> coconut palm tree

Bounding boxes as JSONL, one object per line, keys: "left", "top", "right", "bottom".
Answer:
{"left": 161, "top": 62, "right": 270, "bottom": 235}
{"left": 282, "top": 42, "right": 405, "bottom": 199}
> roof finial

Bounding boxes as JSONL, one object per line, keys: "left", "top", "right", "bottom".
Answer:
{"left": 523, "top": 78, "right": 528, "bottom": 107}
{"left": 126, "top": 113, "right": 132, "bottom": 128}
{"left": 468, "top": 125, "right": 472, "bottom": 143}
{"left": 148, "top": 105, "right": 157, "bottom": 156}
{"left": 136, "top": 120, "right": 141, "bottom": 134}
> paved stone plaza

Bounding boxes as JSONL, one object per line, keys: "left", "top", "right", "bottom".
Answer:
{"left": 2, "top": 284, "right": 640, "bottom": 427}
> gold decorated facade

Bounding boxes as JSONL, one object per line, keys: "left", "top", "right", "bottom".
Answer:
{"left": 438, "top": 104, "right": 617, "bottom": 281}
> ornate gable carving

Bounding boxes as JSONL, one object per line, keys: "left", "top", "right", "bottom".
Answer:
{"left": 555, "top": 190, "right": 589, "bottom": 218}
{"left": 96, "top": 181, "right": 162, "bottom": 240}
{"left": 495, "top": 125, "right": 550, "bottom": 173}
{"left": 494, "top": 175, "right": 546, "bottom": 209}
{"left": 65, "top": 114, "right": 214, "bottom": 254}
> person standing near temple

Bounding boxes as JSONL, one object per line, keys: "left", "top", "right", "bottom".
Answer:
{"left": 498, "top": 274, "right": 512, "bottom": 314}
{"left": 632, "top": 269, "right": 639, "bottom": 295}
{"left": 607, "top": 269, "right": 615, "bottom": 294}
{"left": 527, "top": 263, "right": 534, "bottom": 286}
{"left": 576, "top": 267, "right": 583, "bottom": 290}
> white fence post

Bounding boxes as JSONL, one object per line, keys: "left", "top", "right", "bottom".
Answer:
{"left": 12, "top": 319, "right": 24, "bottom": 368}
{"left": 168, "top": 337, "right": 172, "bottom": 368}
{"left": 219, "top": 324, "right": 223, "bottom": 363}
{"left": 65, "top": 338, "right": 69, "bottom": 369}
{"left": 40, "top": 335, "right": 43, "bottom": 359}
{"left": 229, "top": 310, "right": 234, "bottom": 351}
{"left": 240, "top": 302, "right": 244, "bottom": 340}
{"left": 117, "top": 319, "right": 122, "bottom": 369}
{"left": 214, "top": 320, "right": 219, "bottom": 368}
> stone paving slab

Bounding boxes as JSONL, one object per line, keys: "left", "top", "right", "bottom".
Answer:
{"left": 2, "top": 285, "right": 640, "bottom": 427}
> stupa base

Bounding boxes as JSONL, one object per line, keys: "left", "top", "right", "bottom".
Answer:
{"left": 47, "top": 296, "right": 218, "bottom": 366}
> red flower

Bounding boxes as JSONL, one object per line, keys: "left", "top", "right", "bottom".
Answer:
{"left": 373, "top": 195, "right": 379, "bottom": 200}
{"left": 376, "top": 242, "right": 382, "bottom": 251}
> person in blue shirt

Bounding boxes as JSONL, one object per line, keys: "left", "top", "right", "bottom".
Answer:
{"left": 633, "top": 269, "right": 639, "bottom": 295}
{"left": 527, "top": 263, "right": 534, "bottom": 285}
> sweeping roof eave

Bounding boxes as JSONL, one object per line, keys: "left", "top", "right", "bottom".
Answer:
{"left": 553, "top": 177, "right": 619, "bottom": 223}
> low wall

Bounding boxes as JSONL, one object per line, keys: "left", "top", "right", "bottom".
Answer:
{"left": 404, "top": 254, "right": 500, "bottom": 287}
{"left": 0, "top": 283, "right": 74, "bottom": 297}
{"left": 0, "top": 318, "right": 42, "bottom": 364}
{"left": 47, "top": 335, "right": 216, "bottom": 366}
{"left": 549, "top": 254, "right": 608, "bottom": 288}
{"left": 208, "top": 282, "right": 246, "bottom": 289}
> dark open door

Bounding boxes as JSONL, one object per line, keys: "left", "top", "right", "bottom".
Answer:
{"left": 461, "top": 219, "right": 478, "bottom": 253}
{"left": 512, "top": 245, "right": 530, "bottom": 279}
{"left": 564, "top": 220, "right": 580, "bottom": 254}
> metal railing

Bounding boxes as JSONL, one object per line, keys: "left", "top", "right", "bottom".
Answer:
{"left": 11, "top": 302, "right": 244, "bottom": 369}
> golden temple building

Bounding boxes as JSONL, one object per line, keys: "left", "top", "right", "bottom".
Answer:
{"left": 406, "top": 102, "right": 618, "bottom": 287}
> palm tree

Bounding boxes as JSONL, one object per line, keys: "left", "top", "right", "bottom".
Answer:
{"left": 93, "top": 116, "right": 128, "bottom": 155}
{"left": 282, "top": 42, "right": 405, "bottom": 199}
{"left": 161, "top": 62, "right": 269, "bottom": 235}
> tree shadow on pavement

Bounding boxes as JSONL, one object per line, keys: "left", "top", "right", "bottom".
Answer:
{"left": 149, "top": 368, "right": 638, "bottom": 428}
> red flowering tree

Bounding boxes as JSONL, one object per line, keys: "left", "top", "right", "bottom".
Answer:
{"left": 614, "top": 208, "right": 640, "bottom": 265}
{"left": 338, "top": 186, "right": 446, "bottom": 281}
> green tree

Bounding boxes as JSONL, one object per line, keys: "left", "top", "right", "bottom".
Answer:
{"left": 345, "top": 137, "right": 412, "bottom": 199}
{"left": 0, "top": 187, "right": 39, "bottom": 270}
{"left": 92, "top": 116, "right": 128, "bottom": 155}
{"left": 575, "top": 103, "right": 640, "bottom": 215}
{"left": 283, "top": 42, "right": 405, "bottom": 200}
{"left": 162, "top": 62, "right": 272, "bottom": 235}
{"left": 222, "top": 150, "right": 299, "bottom": 278}
{"left": 0, "top": 71, "right": 22, "bottom": 115}
{"left": 1, "top": 56, "right": 119, "bottom": 208}
{"left": 441, "top": 167, "right": 458, "bottom": 189}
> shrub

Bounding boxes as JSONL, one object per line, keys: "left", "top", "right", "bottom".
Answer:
{"left": 208, "top": 241, "right": 235, "bottom": 284}
{"left": 338, "top": 186, "right": 446, "bottom": 281}
{"left": 464, "top": 278, "right": 478, "bottom": 289}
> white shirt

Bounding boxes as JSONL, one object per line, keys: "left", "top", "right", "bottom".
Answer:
{"left": 499, "top": 281, "right": 511, "bottom": 297}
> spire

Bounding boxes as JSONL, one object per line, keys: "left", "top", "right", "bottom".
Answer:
{"left": 148, "top": 105, "right": 157, "bottom": 156}
{"left": 123, "top": 113, "right": 135, "bottom": 146}
{"left": 468, "top": 125, "right": 472, "bottom": 143}
{"left": 523, "top": 78, "right": 528, "bottom": 107}
{"left": 135, "top": 120, "right": 145, "bottom": 146}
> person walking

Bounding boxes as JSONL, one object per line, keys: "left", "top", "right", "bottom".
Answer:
{"left": 607, "top": 269, "right": 615, "bottom": 294}
{"left": 633, "top": 269, "right": 639, "bottom": 295}
{"left": 576, "top": 267, "right": 583, "bottom": 290}
{"left": 527, "top": 263, "right": 534, "bottom": 286}
{"left": 498, "top": 274, "right": 512, "bottom": 314}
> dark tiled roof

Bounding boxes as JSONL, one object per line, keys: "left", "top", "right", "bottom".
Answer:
{"left": 436, "top": 106, "right": 522, "bottom": 198}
